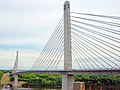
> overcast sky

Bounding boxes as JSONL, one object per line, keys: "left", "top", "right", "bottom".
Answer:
{"left": 0, "top": 0, "right": 120, "bottom": 69}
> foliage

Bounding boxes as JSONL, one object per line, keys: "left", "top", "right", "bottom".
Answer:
{"left": 0, "top": 70, "right": 12, "bottom": 73}
{"left": 74, "top": 75, "right": 120, "bottom": 86}
{"left": 20, "top": 74, "right": 120, "bottom": 87}
{"left": 0, "top": 70, "right": 120, "bottom": 87}
{"left": 10, "top": 77, "right": 14, "bottom": 81}
{"left": 0, "top": 71, "right": 4, "bottom": 80}
{"left": 20, "top": 74, "right": 62, "bottom": 87}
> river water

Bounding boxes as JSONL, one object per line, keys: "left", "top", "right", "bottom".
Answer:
{"left": 0, "top": 86, "right": 120, "bottom": 90}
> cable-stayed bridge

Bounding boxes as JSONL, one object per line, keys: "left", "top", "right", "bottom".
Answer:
{"left": 11, "top": 1, "right": 120, "bottom": 90}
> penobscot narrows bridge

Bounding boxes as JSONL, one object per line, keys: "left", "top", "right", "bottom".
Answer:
{"left": 11, "top": 1, "right": 120, "bottom": 90}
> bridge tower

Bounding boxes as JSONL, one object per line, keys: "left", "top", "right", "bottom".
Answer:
{"left": 62, "top": 1, "right": 74, "bottom": 90}
{"left": 13, "top": 51, "right": 19, "bottom": 87}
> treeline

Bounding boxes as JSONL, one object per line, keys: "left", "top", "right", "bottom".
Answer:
{"left": 10, "top": 74, "right": 62, "bottom": 87}
{"left": 18, "top": 74, "right": 62, "bottom": 87}
{"left": 12, "top": 74, "right": 120, "bottom": 87}
{"left": 0, "top": 70, "right": 120, "bottom": 87}
{"left": 0, "top": 70, "right": 12, "bottom": 80}
{"left": 75, "top": 75, "right": 120, "bottom": 86}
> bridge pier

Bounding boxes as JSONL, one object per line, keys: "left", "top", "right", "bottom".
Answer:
{"left": 14, "top": 75, "right": 18, "bottom": 87}
{"left": 62, "top": 74, "right": 74, "bottom": 90}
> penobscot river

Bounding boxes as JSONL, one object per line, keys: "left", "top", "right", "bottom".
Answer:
{"left": 1, "top": 86, "right": 120, "bottom": 90}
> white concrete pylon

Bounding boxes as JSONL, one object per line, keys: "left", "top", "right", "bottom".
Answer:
{"left": 14, "top": 51, "right": 18, "bottom": 71}
{"left": 13, "top": 51, "right": 19, "bottom": 87}
{"left": 62, "top": 1, "right": 74, "bottom": 90}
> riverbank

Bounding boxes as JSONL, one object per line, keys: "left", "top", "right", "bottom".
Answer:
{"left": 0, "top": 86, "right": 120, "bottom": 90}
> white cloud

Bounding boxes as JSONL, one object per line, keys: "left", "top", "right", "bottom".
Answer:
{"left": 0, "top": 37, "right": 45, "bottom": 46}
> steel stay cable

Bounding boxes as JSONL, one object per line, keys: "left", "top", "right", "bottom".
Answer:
{"left": 45, "top": 36, "right": 64, "bottom": 70}
{"left": 72, "top": 35, "right": 108, "bottom": 69}
{"left": 71, "top": 31, "right": 118, "bottom": 67}
{"left": 34, "top": 28, "right": 63, "bottom": 70}
{"left": 72, "top": 30, "right": 120, "bottom": 65}
{"left": 71, "top": 27, "right": 120, "bottom": 53}
{"left": 72, "top": 42, "right": 96, "bottom": 69}
{"left": 41, "top": 30, "right": 64, "bottom": 70}
{"left": 72, "top": 37, "right": 102, "bottom": 69}
{"left": 45, "top": 44, "right": 63, "bottom": 70}
{"left": 32, "top": 17, "right": 63, "bottom": 69}
{"left": 71, "top": 16, "right": 120, "bottom": 27}
{"left": 54, "top": 51, "right": 64, "bottom": 70}
{"left": 36, "top": 24, "right": 64, "bottom": 69}
{"left": 51, "top": 46, "right": 64, "bottom": 70}
{"left": 40, "top": 28, "right": 64, "bottom": 69}
{"left": 72, "top": 43, "right": 82, "bottom": 69}
{"left": 71, "top": 12, "right": 120, "bottom": 20}
{"left": 54, "top": 53, "right": 63, "bottom": 70}
{"left": 72, "top": 44, "right": 91, "bottom": 69}
{"left": 72, "top": 52, "right": 82, "bottom": 70}
{"left": 71, "top": 19, "right": 120, "bottom": 35}
{"left": 72, "top": 23, "right": 120, "bottom": 43}
{"left": 41, "top": 35, "right": 63, "bottom": 70}
{"left": 49, "top": 43, "right": 64, "bottom": 70}
{"left": 32, "top": 17, "right": 64, "bottom": 69}
{"left": 72, "top": 33, "right": 120, "bottom": 67}
{"left": 72, "top": 32, "right": 114, "bottom": 69}
{"left": 72, "top": 32, "right": 110, "bottom": 67}
{"left": 50, "top": 42, "right": 64, "bottom": 70}
{"left": 52, "top": 50, "right": 63, "bottom": 70}
{"left": 71, "top": 27, "right": 120, "bottom": 57}
{"left": 35, "top": 28, "right": 63, "bottom": 70}
{"left": 72, "top": 48, "right": 87, "bottom": 70}
{"left": 72, "top": 31, "right": 120, "bottom": 63}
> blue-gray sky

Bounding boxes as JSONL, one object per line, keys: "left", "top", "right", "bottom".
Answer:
{"left": 0, "top": 0, "right": 120, "bottom": 69}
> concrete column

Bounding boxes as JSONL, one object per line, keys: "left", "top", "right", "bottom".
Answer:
{"left": 62, "top": 74, "right": 74, "bottom": 90}
{"left": 62, "top": 74, "right": 67, "bottom": 90}
{"left": 62, "top": 1, "right": 74, "bottom": 90}
{"left": 14, "top": 75, "right": 18, "bottom": 86}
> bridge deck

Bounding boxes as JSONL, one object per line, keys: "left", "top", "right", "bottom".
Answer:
{"left": 11, "top": 69, "right": 120, "bottom": 76}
